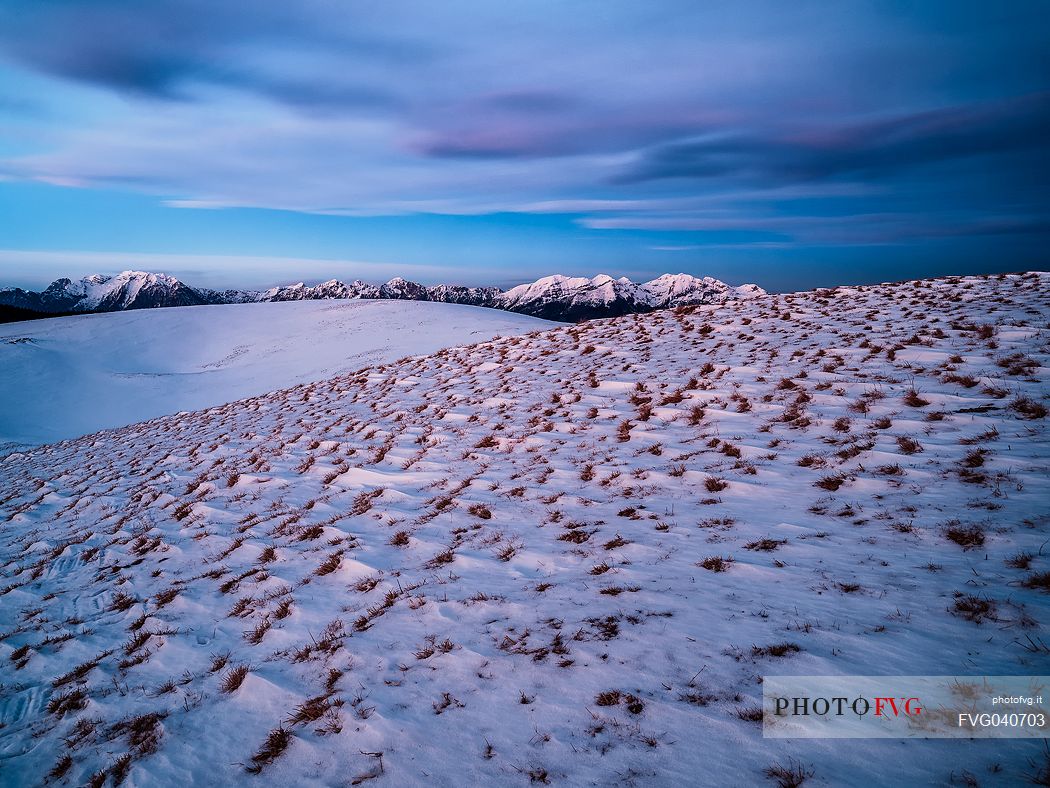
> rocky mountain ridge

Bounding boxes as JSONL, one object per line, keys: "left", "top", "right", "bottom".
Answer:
{"left": 0, "top": 270, "right": 766, "bottom": 322}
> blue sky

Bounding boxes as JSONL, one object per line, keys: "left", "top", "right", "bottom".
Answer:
{"left": 0, "top": 1, "right": 1047, "bottom": 291}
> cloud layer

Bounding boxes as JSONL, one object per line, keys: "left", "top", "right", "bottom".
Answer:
{"left": 0, "top": 1, "right": 1047, "bottom": 252}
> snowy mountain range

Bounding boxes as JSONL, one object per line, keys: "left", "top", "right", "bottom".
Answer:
{"left": 0, "top": 270, "right": 765, "bottom": 322}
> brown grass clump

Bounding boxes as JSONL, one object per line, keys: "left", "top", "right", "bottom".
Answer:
{"left": 220, "top": 664, "right": 249, "bottom": 693}
{"left": 764, "top": 759, "right": 814, "bottom": 788}
{"left": 952, "top": 594, "right": 996, "bottom": 623}
{"left": 468, "top": 503, "right": 492, "bottom": 519}
{"left": 53, "top": 652, "right": 110, "bottom": 687}
{"left": 315, "top": 552, "right": 342, "bottom": 576}
{"left": 296, "top": 524, "right": 324, "bottom": 542}
{"left": 153, "top": 586, "right": 180, "bottom": 607}
{"left": 245, "top": 619, "right": 272, "bottom": 645}
{"left": 1011, "top": 396, "right": 1048, "bottom": 419}
{"left": 287, "top": 696, "right": 331, "bottom": 726}
{"left": 895, "top": 436, "right": 923, "bottom": 455}
{"left": 595, "top": 690, "right": 621, "bottom": 706}
{"left": 814, "top": 474, "right": 846, "bottom": 491}
{"left": 624, "top": 694, "right": 645, "bottom": 714}
{"left": 274, "top": 598, "right": 294, "bottom": 619}
{"left": 902, "top": 389, "right": 929, "bottom": 407}
{"left": 427, "top": 548, "right": 456, "bottom": 566}
{"left": 1021, "top": 571, "right": 1050, "bottom": 592}
{"left": 111, "top": 711, "right": 166, "bottom": 756}
{"left": 47, "top": 687, "right": 87, "bottom": 717}
{"left": 47, "top": 755, "right": 73, "bottom": 781}
{"left": 557, "top": 529, "right": 590, "bottom": 544}
{"left": 751, "top": 642, "right": 801, "bottom": 658}
{"left": 1006, "top": 551, "right": 1034, "bottom": 570}
{"left": 109, "top": 592, "right": 137, "bottom": 612}
{"left": 944, "top": 523, "right": 985, "bottom": 549}
{"left": 247, "top": 726, "right": 292, "bottom": 773}
{"left": 698, "top": 556, "right": 734, "bottom": 572}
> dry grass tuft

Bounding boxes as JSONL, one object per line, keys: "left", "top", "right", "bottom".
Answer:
{"left": 698, "top": 556, "right": 734, "bottom": 572}
{"left": 247, "top": 726, "right": 292, "bottom": 773}
{"left": 1021, "top": 571, "right": 1050, "bottom": 592}
{"left": 952, "top": 594, "right": 996, "bottom": 623}
{"left": 902, "top": 389, "right": 930, "bottom": 408}
{"left": 764, "top": 759, "right": 814, "bottom": 788}
{"left": 944, "top": 523, "right": 985, "bottom": 549}
{"left": 1011, "top": 396, "right": 1048, "bottom": 419}
{"left": 220, "top": 664, "right": 249, "bottom": 693}
{"left": 704, "top": 477, "right": 728, "bottom": 492}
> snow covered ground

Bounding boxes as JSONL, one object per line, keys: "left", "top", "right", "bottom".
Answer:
{"left": 0, "top": 272, "right": 1048, "bottom": 786}
{"left": 0, "top": 299, "right": 555, "bottom": 448}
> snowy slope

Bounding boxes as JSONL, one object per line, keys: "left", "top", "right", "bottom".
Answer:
{"left": 0, "top": 299, "right": 554, "bottom": 447}
{"left": 0, "top": 273, "right": 1047, "bottom": 787}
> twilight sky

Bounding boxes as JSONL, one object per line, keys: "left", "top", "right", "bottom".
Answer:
{"left": 0, "top": 1, "right": 1047, "bottom": 291}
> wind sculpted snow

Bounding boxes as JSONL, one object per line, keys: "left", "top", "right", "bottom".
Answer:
{"left": 0, "top": 273, "right": 1048, "bottom": 786}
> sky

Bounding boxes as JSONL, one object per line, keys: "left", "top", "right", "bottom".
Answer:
{"left": 0, "top": 1, "right": 1047, "bottom": 292}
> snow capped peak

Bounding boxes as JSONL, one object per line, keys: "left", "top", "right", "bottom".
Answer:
{"left": 261, "top": 280, "right": 380, "bottom": 302}
{"left": 638, "top": 273, "right": 767, "bottom": 308}
{"left": 496, "top": 272, "right": 766, "bottom": 320}
{"left": 2, "top": 268, "right": 769, "bottom": 322}
{"left": 497, "top": 274, "right": 635, "bottom": 311}
{"left": 28, "top": 270, "right": 216, "bottom": 312}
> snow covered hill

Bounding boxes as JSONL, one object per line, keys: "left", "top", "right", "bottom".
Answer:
{"left": 0, "top": 273, "right": 1047, "bottom": 786}
{"left": 0, "top": 299, "right": 554, "bottom": 447}
{"left": 1, "top": 270, "right": 765, "bottom": 322}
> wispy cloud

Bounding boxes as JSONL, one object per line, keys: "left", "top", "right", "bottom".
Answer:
{"left": 0, "top": 1, "right": 1047, "bottom": 276}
